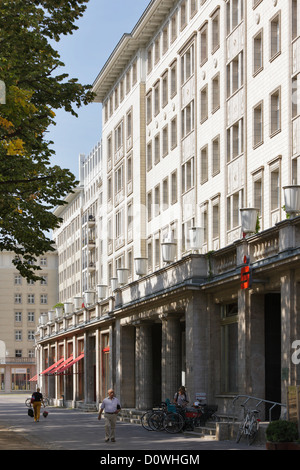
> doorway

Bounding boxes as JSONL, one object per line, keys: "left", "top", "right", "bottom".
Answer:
{"left": 264, "top": 293, "right": 281, "bottom": 420}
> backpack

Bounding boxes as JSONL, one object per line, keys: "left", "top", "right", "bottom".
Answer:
{"left": 28, "top": 408, "right": 34, "bottom": 417}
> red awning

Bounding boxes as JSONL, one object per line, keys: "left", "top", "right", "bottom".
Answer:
{"left": 50, "top": 355, "right": 74, "bottom": 374}
{"left": 29, "top": 374, "right": 38, "bottom": 382}
{"left": 56, "top": 353, "right": 84, "bottom": 375}
{"left": 40, "top": 357, "right": 65, "bottom": 375}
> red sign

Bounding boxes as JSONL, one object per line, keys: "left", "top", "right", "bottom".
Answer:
{"left": 241, "top": 255, "right": 252, "bottom": 290}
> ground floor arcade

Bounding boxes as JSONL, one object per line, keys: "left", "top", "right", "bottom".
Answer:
{"left": 35, "top": 218, "right": 300, "bottom": 418}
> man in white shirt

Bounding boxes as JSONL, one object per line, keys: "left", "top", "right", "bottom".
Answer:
{"left": 98, "top": 389, "right": 121, "bottom": 442}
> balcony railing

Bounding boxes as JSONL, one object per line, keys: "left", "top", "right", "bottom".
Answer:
{"left": 0, "top": 357, "right": 36, "bottom": 364}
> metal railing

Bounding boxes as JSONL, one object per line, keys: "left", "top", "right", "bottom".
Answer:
{"left": 232, "top": 395, "right": 287, "bottom": 422}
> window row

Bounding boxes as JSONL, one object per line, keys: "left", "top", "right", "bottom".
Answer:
{"left": 14, "top": 330, "right": 36, "bottom": 341}
{"left": 253, "top": 88, "right": 281, "bottom": 148}
{"left": 253, "top": 12, "right": 281, "bottom": 77}
{"left": 14, "top": 294, "right": 48, "bottom": 304}
{"left": 147, "top": 62, "right": 178, "bottom": 123}
{"left": 14, "top": 274, "right": 48, "bottom": 285}
{"left": 104, "top": 61, "right": 137, "bottom": 122}
{"left": 14, "top": 311, "right": 36, "bottom": 323}
{"left": 107, "top": 109, "right": 133, "bottom": 170}
{"left": 146, "top": 119, "right": 178, "bottom": 171}
{"left": 147, "top": 0, "right": 208, "bottom": 74}
{"left": 107, "top": 155, "right": 133, "bottom": 204}
{"left": 147, "top": 171, "right": 178, "bottom": 221}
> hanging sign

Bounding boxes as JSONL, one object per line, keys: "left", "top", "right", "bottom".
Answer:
{"left": 240, "top": 255, "right": 252, "bottom": 290}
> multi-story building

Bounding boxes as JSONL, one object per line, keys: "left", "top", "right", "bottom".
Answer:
{"left": 0, "top": 250, "right": 58, "bottom": 392}
{"left": 35, "top": 0, "right": 300, "bottom": 419}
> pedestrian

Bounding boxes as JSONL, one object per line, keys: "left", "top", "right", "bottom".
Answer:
{"left": 98, "top": 389, "right": 121, "bottom": 442}
{"left": 174, "top": 386, "right": 189, "bottom": 408}
{"left": 31, "top": 387, "right": 45, "bottom": 422}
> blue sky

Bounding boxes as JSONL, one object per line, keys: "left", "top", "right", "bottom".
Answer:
{"left": 48, "top": 0, "right": 150, "bottom": 179}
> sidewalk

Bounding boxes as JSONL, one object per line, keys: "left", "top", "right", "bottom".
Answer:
{"left": 0, "top": 394, "right": 265, "bottom": 451}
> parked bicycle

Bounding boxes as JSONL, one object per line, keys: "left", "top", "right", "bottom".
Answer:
{"left": 25, "top": 396, "right": 49, "bottom": 407}
{"left": 236, "top": 404, "right": 261, "bottom": 445}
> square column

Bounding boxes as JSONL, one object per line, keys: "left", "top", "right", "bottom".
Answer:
{"left": 160, "top": 313, "right": 182, "bottom": 402}
{"left": 134, "top": 321, "right": 153, "bottom": 410}
{"left": 185, "top": 293, "right": 208, "bottom": 402}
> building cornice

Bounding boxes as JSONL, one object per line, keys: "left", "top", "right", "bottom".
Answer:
{"left": 92, "top": 0, "right": 178, "bottom": 103}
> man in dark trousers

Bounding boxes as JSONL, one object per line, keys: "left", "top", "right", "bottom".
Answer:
{"left": 98, "top": 389, "right": 121, "bottom": 442}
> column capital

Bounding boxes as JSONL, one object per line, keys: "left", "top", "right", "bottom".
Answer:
{"left": 159, "top": 312, "right": 184, "bottom": 322}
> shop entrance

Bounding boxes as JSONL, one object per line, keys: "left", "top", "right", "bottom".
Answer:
{"left": 264, "top": 293, "right": 281, "bottom": 420}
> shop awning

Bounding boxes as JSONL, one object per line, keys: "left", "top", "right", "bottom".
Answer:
{"left": 29, "top": 374, "right": 38, "bottom": 382}
{"left": 56, "top": 353, "right": 84, "bottom": 375}
{"left": 40, "top": 357, "right": 65, "bottom": 376}
{"left": 50, "top": 355, "right": 74, "bottom": 374}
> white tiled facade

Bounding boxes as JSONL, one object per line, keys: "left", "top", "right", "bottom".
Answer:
{"left": 37, "top": 0, "right": 300, "bottom": 418}
{"left": 90, "top": 0, "right": 299, "bottom": 283}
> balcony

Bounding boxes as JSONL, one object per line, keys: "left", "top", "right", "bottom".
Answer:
{"left": 0, "top": 357, "right": 35, "bottom": 365}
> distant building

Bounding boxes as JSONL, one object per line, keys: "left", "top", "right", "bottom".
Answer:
{"left": 35, "top": 0, "right": 300, "bottom": 419}
{"left": 0, "top": 251, "right": 58, "bottom": 392}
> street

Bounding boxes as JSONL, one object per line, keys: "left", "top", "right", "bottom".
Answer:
{"left": 0, "top": 394, "right": 266, "bottom": 455}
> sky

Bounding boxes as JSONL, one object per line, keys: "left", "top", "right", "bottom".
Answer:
{"left": 48, "top": 0, "right": 150, "bottom": 179}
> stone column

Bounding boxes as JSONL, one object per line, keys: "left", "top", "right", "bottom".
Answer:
{"left": 134, "top": 321, "right": 153, "bottom": 409}
{"left": 281, "top": 271, "right": 300, "bottom": 391}
{"left": 185, "top": 293, "right": 208, "bottom": 402}
{"left": 160, "top": 314, "right": 181, "bottom": 402}
{"left": 249, "top": 293, "right": 265, "bottom": 398}
{"left": 237, "top": 288, "right": 251, "bottom": 394}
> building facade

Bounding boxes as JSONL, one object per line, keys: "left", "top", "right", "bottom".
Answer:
{"left": 0, "top": 251, "right": 58, "bottom": 392}
{"left": 35, "top": 0, "right": 300, "bottom": 417}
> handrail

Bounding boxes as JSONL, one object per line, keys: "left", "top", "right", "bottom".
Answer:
{"left": 232, "top": 394, "right": 287, "bottom": 422}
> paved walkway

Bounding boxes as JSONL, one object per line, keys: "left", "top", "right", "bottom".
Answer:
{"left": 0, "top": 394, "right": 265, "bottom": 452}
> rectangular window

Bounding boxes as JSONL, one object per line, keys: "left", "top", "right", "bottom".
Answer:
{"left": 212, "top": 135, "right": 220, "bottom": 175}
{"left": 171, "top": 170, "right": 178, "bottom": 204}
{"left": 227, "top": 118, "right": 244, "bottom": 161}
{"left": 181, "top": 43, "right": 195, "bottom": 84}
{"left": 154, "top": 134, "right": 160, "bottom": 165}
{"left": 212, "top": 73, "right": 220, "bottom": 112}
{"left": 182, "top": 158, "right": 194, "bottom": 193}
{"left": 200, "top": 85, "right": 208, "bottom": 122}
{"left": 171, "top": 117, "right": 177, "bottom": 149}
{"left": 270, "top": 88, "right": 281, "bottom": 136}
{"left": 200, "top": 23, "right": 208, "bottom": 65}
{"left": 253, "top": 102, "right": 263, "bottom": 147}
{"left": 212, "top": 9, "right": 220, "bottom": 52}
{"left": 182, "top": 100, "right": 195, "bottom": 138}
{"left": 253, "top": 30, "right": 263, "bottom": 75}
{"left": 227, "top": 52, "right": 244, "bottom": 98}
{"left": 170, "top": 61, "right": 177, "bottom": 97}
{"left": 200, "top": 145, "right": 208, "bottom": 183}
{"left": 270, "top": 13, "right": 281, "bottom": 60}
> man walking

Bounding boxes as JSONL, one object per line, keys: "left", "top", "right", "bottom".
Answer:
{"left": 31, "top": 387, "right": 45, "bottom": 422}
{"left": 98, "top": 389, "right": 121, "bottom": 442}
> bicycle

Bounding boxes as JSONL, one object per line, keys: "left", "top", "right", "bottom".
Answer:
{"left": 236, "top": 405, "right": 261, "bottom": 445}
{"left": 25, "top": 396, "right": 49, "bottom": 407}
{"left": 140, "top": 402, "right": 168, "bottom": 431}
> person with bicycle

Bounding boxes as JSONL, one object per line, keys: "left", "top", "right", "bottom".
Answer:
{"left": 31, "top": 388, "right": 45, "bottom": 422}
{"left": 174, "top": 386, "right": 189, "bottom": 408}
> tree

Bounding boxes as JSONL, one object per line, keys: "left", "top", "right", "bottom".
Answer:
{"left": 0, "top": 0, "right": 94, "bottom": 280}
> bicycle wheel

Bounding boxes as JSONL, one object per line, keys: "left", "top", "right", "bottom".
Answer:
{"left": 236, "top": 423, "right": 244, "bottom": 443}
{"left": 247, "top": 419, "right": 259, "bottom": 446}
{"left": 163, "top": 412, "right": 184, "bottom": 434}
{"left": 25, "top": 398, "right": 31, "bottom": 407}
{"left": 43, "top": 397, "right": 50, "bottom": 407}
{"left": 148, "top": 411, "right": 165, "bottom": 431}
{"left": 141, "top": 411, "right": 154, "bottom": 431}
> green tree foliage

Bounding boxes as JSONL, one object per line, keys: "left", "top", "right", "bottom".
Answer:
{"left": 0, "top": 0, "right": 94, "bottom": 280}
